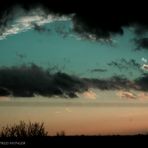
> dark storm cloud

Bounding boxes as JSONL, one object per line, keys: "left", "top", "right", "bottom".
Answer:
{"left": 0, "top": 64, "right": 148, "bottom": 98}
{"left": 0, "top": 87, "right": 11, "bottom": 96}
{"left": 132, "top": 24, "right": 148, "bottom": 50}
{"left": 0, "top": 1, "right": 148, "bottom": 40}
{"left": 83, "top": 76, "right": 136, "bottom": 90}
{"left": 133, "top": 24, "right": 148, "bottom": 36}
{"left": 0, "top": 64, "right": 88, "bottom": 98}
{"left": 72, "top": 14, "right": 124, "bottom": 40}
{"left": 135, "top": 74, "right": 148, "bottom": 91}
{"left": 134, "top": 38, "right": 148, "bottom": 50}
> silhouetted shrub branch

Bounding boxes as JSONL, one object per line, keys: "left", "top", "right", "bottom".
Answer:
{"left": 0, "top": 121, "right": 48, "bottom": 137}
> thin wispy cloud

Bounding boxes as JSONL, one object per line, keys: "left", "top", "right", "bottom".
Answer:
{"left": 116, "top": 91, "right": 137, "bottom": 99}
{"left": 82, "top": 90, "right": 97, "bottom": 100}
{"left": 0, "top": 6, "right": 71, "bottom": 40}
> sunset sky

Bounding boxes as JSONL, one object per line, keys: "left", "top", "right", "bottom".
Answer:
{"left": 0, "top": 2, "right": 148, "bottom": 135}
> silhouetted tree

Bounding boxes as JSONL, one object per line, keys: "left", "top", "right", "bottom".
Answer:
{"left": 0, "top": 121, "right": 48, "bottom": 137}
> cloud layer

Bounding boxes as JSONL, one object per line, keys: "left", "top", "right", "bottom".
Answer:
{"left": 0, "top": 64, "right": 148, "bottom": 98}
{"left": 0, "top": 2, "right": 148, "bottom": 98}
{"left": 0, "top": 2, "right": 148, "bottom": 43}
{"left": 134, "top": 38, "right": 148, "bottom": 50}
{"left": 0, "top": 64, "right": 87, "bottom": 97}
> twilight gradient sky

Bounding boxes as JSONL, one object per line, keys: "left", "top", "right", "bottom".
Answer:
{"left": 0, "top": 5, "right": 148, "bottom": 135}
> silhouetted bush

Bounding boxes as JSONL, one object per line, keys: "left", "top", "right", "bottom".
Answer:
{"left": 0, "top": 121, "right": 48, "bottom": 137}
{"left": 56, "top": 131, "right": 66, "bottom": 136}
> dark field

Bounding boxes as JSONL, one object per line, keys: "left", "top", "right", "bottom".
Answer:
{"left": 0, "top": 135, "right": 148, "bottom": 146}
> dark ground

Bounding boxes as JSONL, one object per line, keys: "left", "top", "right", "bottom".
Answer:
{"left": 0, "top": 135, "right": 148, "bottom": 146}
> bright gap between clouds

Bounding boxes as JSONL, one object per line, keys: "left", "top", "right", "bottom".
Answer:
{"left": 1, "top": 89, "right": 148, "bottom": 106}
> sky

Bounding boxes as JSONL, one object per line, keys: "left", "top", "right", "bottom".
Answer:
{"left": 0, "top": 2, "right": 148, "bottom": 135}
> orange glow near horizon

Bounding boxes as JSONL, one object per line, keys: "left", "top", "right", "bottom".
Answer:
{"left": 1, "top": 104, "right": 148, "bottom": 135}
{"left": 1, "top": 90, "right": 148, "bottom": 135}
